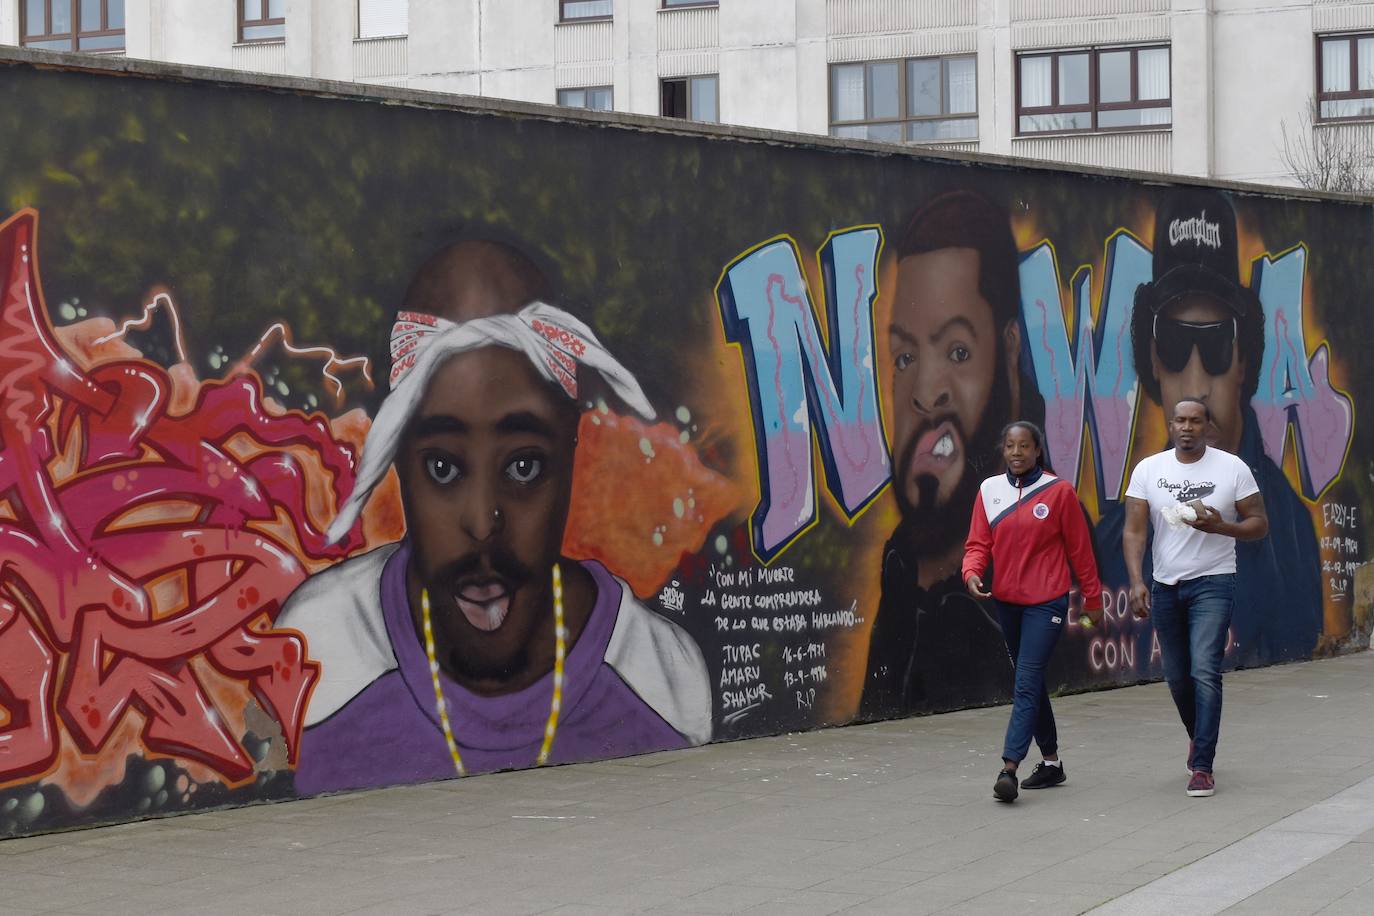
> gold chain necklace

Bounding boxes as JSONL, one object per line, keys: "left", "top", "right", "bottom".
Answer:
{"left": 421, "top": 563, "right": 566, "bottom": 776}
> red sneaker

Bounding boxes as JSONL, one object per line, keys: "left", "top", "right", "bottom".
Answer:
{"left": 1187, "top": 770, "right": 1215, "bottom": 797}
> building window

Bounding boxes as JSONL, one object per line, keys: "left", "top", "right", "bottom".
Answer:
{"left": 239, "top": 0, "right": 285, "bottom": 43}
{"left": 1016, "top": 45, "right": 1170, "bottom": 134}
{"left": 358, "top": 0, "right": 407, "bottom": 39}
{"left": 1317, "top": 33, "right": 1374, "bottom": 120}
{"left": 20, "top": 0, "right": 124, "bottom": 52}
{"left": 561, "top": 0, "right": 612, "bottom": 21}
{"left": 661, "top": 75, "right": 718, "bottom": 122}
{"left": 829, "top": 56, "right": 977, "bottom": 143}
{"left": 558, "top": 86, "right": 613, "bottom": 111}
{"left": 662, "top": 1, "right": 717, "bottom": 8}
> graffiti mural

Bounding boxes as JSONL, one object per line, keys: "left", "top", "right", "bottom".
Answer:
{"left": 280, "top": 242, "right": 713, "bottom": 795}
{"left": 0, "top": 54, "right": 1369, "bottom": 836}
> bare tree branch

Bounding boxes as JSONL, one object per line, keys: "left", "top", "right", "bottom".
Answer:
{"left": 1279, "top": 97, "right": 1374, "bottom": 195}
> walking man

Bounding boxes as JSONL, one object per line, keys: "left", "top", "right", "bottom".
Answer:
{"left": 1123, "top": 398, "right": 1268, "bottom": 796}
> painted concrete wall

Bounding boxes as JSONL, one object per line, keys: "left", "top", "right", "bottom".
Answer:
{"left": 0, "top": 51, "right": 1369, "bottom": 839}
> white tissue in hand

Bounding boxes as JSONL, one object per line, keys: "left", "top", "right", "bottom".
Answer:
{"left": 1161, "top": 503, "right": 1198, "bottom": 529}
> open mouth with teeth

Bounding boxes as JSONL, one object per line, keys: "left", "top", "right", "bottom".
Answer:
{"left": 453, "top": 580, "right": 514, "bottom": 632}
{"left": 908, "top": 421, "right": 962, "bottom": 477}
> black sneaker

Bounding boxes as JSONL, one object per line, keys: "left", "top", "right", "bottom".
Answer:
{"left": 1020, "top": 761, "right": 1066, "bottom": 790}
{"left": 993, "top": 770, "right": 1019, "bottom": 802}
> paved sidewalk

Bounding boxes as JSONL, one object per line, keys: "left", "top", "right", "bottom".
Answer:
{"left": 3, "top": 653, "right": 1372, "bottom": 916}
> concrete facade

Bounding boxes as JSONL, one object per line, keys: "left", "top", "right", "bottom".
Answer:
{"left": 5, "top": 1, "right": 1374, "bottom": 184}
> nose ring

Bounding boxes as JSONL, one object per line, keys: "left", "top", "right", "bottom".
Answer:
{"left": 492, "top": 507, "right": 503, "bottom": 525}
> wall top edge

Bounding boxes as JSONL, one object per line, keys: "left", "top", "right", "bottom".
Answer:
{"left": 1, "top": 47, "right": 1368, "bottom": 208}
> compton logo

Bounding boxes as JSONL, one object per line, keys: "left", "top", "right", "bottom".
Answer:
{"left": 1168, "top": 211, "right": 1222, "bottom": 250}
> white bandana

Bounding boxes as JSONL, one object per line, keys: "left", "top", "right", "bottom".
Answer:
{"left": 327, "top": 301, "right": 655, "bottom": 544}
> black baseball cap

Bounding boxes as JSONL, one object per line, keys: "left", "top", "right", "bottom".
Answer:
{"left": 1144, "top": 188, "right": 1253, "bottom": 318}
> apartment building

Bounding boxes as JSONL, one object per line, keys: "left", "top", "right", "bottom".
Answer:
{"left": 4, "top": 1, "right": 1374, "bottom": 186}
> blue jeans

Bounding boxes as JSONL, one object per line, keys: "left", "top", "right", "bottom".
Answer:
{"left": 1151, "top": 574, "right": 1235, "bottom": 773}
{"left": 996, "top": 596, "right": 1067, "bottom": 764}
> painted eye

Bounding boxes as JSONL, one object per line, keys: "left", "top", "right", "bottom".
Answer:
{"left": 894, "top": 352, "right": 914, "bottom": 371}
{"left": 949, "top": 346, "right": 971, "bottom": 363}
{"left": 506, "top": 457, "right": 543, "bottom": 484}
{"left": 425, "top": 456, "right": 459, "bottom": 485}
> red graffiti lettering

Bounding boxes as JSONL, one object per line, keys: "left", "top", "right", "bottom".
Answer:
{"left": 0, "top": 210, "right": 365, "bottom": 787}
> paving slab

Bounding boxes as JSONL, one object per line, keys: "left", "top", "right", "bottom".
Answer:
{"left": 2, "top": 651, "right": 1371, "bottom": 916}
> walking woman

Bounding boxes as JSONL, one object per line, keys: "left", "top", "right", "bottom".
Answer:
{"left": 963, "top": 421, "right": 1104, "bottom": 802}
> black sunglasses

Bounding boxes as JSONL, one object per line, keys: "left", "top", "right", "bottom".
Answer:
{"left": 1152, "top": 315, "right": 1236, "bottom": 375}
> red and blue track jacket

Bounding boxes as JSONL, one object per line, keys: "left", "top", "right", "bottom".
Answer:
{"left": 962, "top": 468, "right": 1103, "bottom": 611}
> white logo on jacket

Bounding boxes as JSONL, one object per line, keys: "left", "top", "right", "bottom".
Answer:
{"left": 1033, "top": 502, "right": 1050, "bottom": 520}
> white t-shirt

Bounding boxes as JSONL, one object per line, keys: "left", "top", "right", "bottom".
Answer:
{"left": 1125, "top": 446, "right": 1260, "bottom": 584}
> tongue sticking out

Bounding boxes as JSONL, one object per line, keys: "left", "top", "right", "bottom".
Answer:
{"left": 454, "top": 582, "right": 512, "bottom": 632}
{"left": 909, "top": 422, "right": 962, "bottom": 476}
